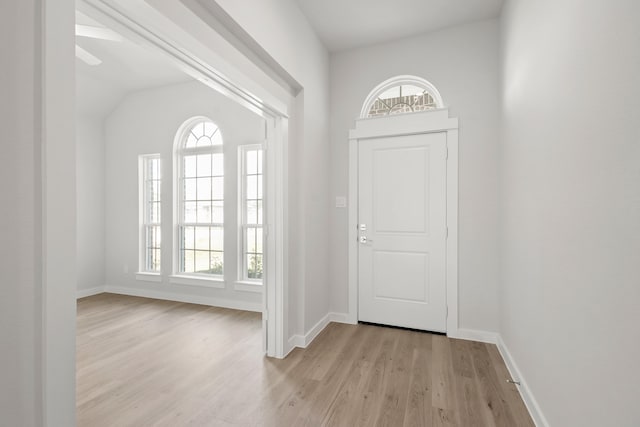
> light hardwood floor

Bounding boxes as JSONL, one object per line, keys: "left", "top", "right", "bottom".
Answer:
{"left": 77, "top": 294, "right": 534, "bottom": 426}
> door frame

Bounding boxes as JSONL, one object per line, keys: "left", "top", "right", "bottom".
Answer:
{"left": 347, "top": 109, "right": 459, "bottom": 335}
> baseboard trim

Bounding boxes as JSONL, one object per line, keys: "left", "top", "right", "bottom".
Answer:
{"left": 496, "top": 335, "right": 550, "bottom": 427}
{"left": 77, "top": 286, "right": 105, "bottom": 299}
{"left": 103, "top": 285, "right": 262, "bottom": 313}
{"left": 287, "top": 312, "right": 353, "bottom": 352}
{"left": 328, "top": 311, "right": 354, "bottom": 324}
{"left": 449, "top": 328, "right": 499, "bottom": 344}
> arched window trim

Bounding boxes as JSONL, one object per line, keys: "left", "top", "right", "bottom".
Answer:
{"left": 360, "top": 75, "right": 445, "bottom": 119}
{"left": 172, "top": 116, "right": 225, "bottom": 282}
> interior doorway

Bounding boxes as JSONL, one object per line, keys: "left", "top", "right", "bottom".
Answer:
{"left": 74, "top": 0, "right": 291, "bottom": 358}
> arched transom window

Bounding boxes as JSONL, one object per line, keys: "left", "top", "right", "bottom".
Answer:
{"left": 361, "top": 75, "right": 444, "bottom": 118}
{"left": 174, "top": 117, "right": 224, "bottom": 277}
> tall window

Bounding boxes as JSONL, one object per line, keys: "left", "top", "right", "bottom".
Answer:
{"left": 139, "top": 154, "right": 161, "bottom": 273}
{"left": 240, "top": 145, "right": 263, "bottom": 281}
{"left": 175, "top": 119, "right": 224, "bottom": 277}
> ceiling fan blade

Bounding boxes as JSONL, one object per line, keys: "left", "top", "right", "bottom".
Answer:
{"left": 75, "top": 45, "right": 102, "bottom": 66}
{"left": 75, "top": 24, "right": 123, "bottom": 42}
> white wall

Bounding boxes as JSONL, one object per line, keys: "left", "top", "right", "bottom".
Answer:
{"left": 0, "top": 1, "right": 42, "bottom": 424}
{"left": 104, "top": 80, "right": 265, "bottom": 309}
{"left": 330, "top": 19, "right": 501, "bottom": 332}
{"left": 500, "top": 0, "right": 640, "bottom": 425}
{"left": 76, "top": 115, "right": 105, "bottom": 293}
{"left": 211, "top": 0, "right": 331, "bottom": 339}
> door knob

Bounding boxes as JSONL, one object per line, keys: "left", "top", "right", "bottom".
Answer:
{"left": 359, "top": 236, "right": 373, "bottom": 244}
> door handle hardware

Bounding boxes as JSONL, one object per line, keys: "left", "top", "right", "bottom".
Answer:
{"left": 359, "top": 236, "right": 373, "bottom": 244}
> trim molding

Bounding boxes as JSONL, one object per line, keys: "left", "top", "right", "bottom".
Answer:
{"left": 449, "top": 328, "right": 499, "bottom": 344}
{"left": 103, "top": 285, "right": 262, "bottom": 312}
{"left": 496, "top": 336, "right": 550, "bottom": 427}
{"left": 288, "top": 312, "right": 354, "bottom": 351}
{"left": 76, "top": 286, "right": 105, "bottom": 299}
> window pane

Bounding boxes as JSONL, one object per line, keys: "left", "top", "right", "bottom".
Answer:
{"left": 210, "top": 251, "right": 223, "bottom": 274}
{"left": 186, "top": 133, "right": 197, "bottom": 148}
{"left": 197, "top": 201, "right": 212, "bottom": 223}
{"left": 183, "top": 249, "right": 195, "bottom": 273}
{"left": 197, "top": 154, "right": 212, "bottom": 176}
{"left": 204, "top": 121, "right": 217, "bottom": 137}
{"left": 192, "top": 122, "right": 205, "bottom": 138}
{"left": 210, "top": 227, "right": 223, "bottom": 251}
{"left": 247, "top": 201, "right": 258, "bottom": 225}
{"left": 247, "top": 254, "right": 263, "bottom": 279}
{"left": 195, "top": 227, "right": 209, "bottom": 251}
{"left": 197, "top": 177, "right": 211, "bottom": 200}
{"left": 150, "top": 180, "right": 160, "bottom": 202}
{"left": 151, "top": 249, "right": 161, "bottom": 272}
{"left": 257, "top": 150, "right": 263, "bottom": 174}
{"left": 257, "top": 175, "right": 263, "bottom": 199}
{"left": 195, "top": 250, "right": 209, "bottom": 272}
{"left": 212, "top": 201, "right": 224, "bottom": 223}
{"left": 183, "top": 226, "right": 195, "bottom": 250}
{"left": 153, "top": 225, "right": 161, "bottom": 247}
{"left": 211, "top": 131, "right": 223, "bottom": 146}
{"left": 247, "top": 227, "right": 257, "bottom": 253}
{"left": 184, "top": 156, "right": 197, "bottom": 178}
{"left": 184, "top": 202, "right": 197, "bottom": 223}
{"left": 212, "top": 177, "right": 224, "bottom": 200}
{"left": 257, "top": 200, "right": 263, "bottom": 225}
{"left": 149, "top": 202, "right": 161, "bottom": 223}
{"left": 196, "top": 136, "right": 211, "bottom": 147}
{"left": 246, "top": 150, "right": 257, "bottom": 175}
{"left": 184, "top": 178, "right": 196, "bottom": 201}
{"left": 247, "top": 175, "right": 258, "bottom": 200}
{"left": 212, "top": 154, "right": 223, "bottom": 176}
{"left": 256, "top": 228, "right": 263, "bottom": 253}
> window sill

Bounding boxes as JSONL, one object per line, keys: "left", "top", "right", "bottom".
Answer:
{"left": 234, "top": 281, "right": 263, "bottom": 293}
{"left": 169, "top": 275, "right": 225, "bottom": 289}
{"left": 136, "top": 272, "right": 162, "bottom": 283}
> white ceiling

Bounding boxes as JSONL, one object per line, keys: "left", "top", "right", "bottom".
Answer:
{"left": 295, "top": 0, "right": 504, "bottom": 52}
{"left": 76, "top": 11, "right": 193, "bottom": 118}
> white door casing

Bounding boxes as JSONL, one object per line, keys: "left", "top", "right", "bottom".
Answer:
{"left": 358, "top": 132, "right": 447, "bottom": 331}
{"left": 348, "top": 109, "right": 459, "bottom": 335}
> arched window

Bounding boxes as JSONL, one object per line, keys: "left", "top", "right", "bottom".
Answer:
{"left": 174, "top": 117, "right": 224, "bottom": 277}
{"left": 360, "top": 75, "right": 444, "bottom": 118}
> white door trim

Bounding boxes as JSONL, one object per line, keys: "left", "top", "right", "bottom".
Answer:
{"left": 348, "top": 108, "right": 459, "bottom": 335}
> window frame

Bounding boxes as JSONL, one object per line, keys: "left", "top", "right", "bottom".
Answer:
{"left": 172, "top": 117, "right": 226, "bottom": 285}
{"left": 238, "top": 144, "right": 265, "bottom": 284}
{"left": 138, "top": 154, "right": 162, "bottom": 278}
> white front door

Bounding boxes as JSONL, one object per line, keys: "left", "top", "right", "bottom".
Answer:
{"left": 358, "top": 132, "right": 448, "bottom": 332}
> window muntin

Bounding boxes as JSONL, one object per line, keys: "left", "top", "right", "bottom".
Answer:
{"left": 240, "top": 145, "right": 263, "bottom": 281}
{"left": 140, "top": 154, "right": 161, "bottom": 273}
{"left": 176, "top": 119, "right": 224, "bottom": 277}
{"left": 367, "top": 84, "right": 437, "bottom": 118}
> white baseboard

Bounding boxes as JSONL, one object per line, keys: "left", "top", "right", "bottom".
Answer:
{"left": 449, "top": 328, "right": 499, "bottom": 344}
{"left": 77, "top": 286, "right": 105, "bottom": 299}
{"left": 328, "top": 311, "right": 355, "bottom": 324}
{"left": 287, "top": 311, "right": 353, "bottom": 352}
{"left": 103, "top": 285, "right": 262, "bottom": 313}
{"left": 496, "top": 335, "right": 549, "bottom": 427}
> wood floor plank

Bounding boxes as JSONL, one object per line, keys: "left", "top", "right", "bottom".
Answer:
{"left": 77, "top": 294, "right": 535, "bottom": 427}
